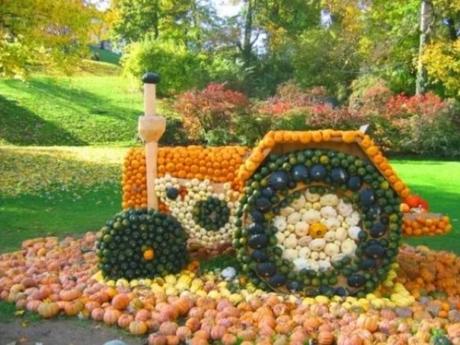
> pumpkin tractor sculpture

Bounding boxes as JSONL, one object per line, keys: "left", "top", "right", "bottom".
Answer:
{"left": 97, "top": 73, "right": 452, "bottom": 298}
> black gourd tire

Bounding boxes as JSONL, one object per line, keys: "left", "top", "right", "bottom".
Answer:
{"left": 97, "top": 208, "right": 188, "bottom": 280}
{"left": 233, "top": 148, "right": 402, "bottom": 297}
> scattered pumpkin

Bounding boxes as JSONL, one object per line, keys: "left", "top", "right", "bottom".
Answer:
{"left": 37, "top": 301, "right": 60, "bottom": 319}
{"left": 129, "top": 320, "right": 148, "bottom": 335}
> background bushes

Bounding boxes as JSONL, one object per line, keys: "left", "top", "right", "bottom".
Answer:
{"left": 163, "top": 81, "right": 460, "bottom": 158}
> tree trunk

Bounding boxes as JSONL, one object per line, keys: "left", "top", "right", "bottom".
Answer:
{"left": 446, "top": 18, "right": 458, "bottom": 41}
{"left": 416, "top": 0, "right": 433, "bottom": 95}
{"left": 242, "top": 0, "right": 255, "bottom": 66}
{"left": 153, "top": 0, "right": 159, "bottom": 39}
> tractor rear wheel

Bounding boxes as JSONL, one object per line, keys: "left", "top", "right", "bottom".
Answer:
{"left": 234, "top": 148, "right": 402, "bottom": 297}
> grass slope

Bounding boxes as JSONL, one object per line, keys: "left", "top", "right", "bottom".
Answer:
{"left": 0, "top": 68, "right": 143, "bottom": 146}
{"left": 0, "top": 146, "right": 458, "bottom": 254}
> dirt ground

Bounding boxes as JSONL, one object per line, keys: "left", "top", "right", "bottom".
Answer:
{"left": 0, "top": 318, "right": 145, "bottom": 345}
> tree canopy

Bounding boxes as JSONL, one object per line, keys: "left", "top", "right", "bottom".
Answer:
{"left": 0, "top": 0, "right": 100, "bottom": 77}
{"left": 2, "top": 0, "right": 459, "bottom": 97}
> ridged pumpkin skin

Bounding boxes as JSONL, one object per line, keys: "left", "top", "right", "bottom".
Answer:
{"left": 37, "top": 302, "right": 60, "bottom": 318}
{"left": 129, "top": 320, "right": 148, "bottom": 335}
{"left": 111, "top": 293, "right": 130, "bottom": 310}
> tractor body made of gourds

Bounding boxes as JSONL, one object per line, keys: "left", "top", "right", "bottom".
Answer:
{"left": 96, "top": 73, "right": 451, "bottom": 297}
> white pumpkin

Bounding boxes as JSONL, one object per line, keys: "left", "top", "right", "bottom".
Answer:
{"left": 275, "top": 231, "right": 286, "bottom": 243}
{"left": 287, "top": 212, "right": 302, "bottom": 225}
{"left": 302, "top": 209, "right": 321, "bottom": 223}
{"left": 293, "top": 258, "right": 309, "bottom": 271}
{"left": 348, "top": 226, "right": 361, "bottom": 240}
{"left": 320, "top": 206, "right": 337, "bottom": 218}
{"left": 294, "top": 221, "right": 309, "bottom": 237}
{"left": 280, "top": 207, "right": 295, "bottom": 217}
{"left": 318, "top": 260, "right": 331, "bottom": 271}
{"left": 284, "top": 235, "right": 298, "bottom": 249}
{"left": 324, "top": 218, "right": 340, "bottom": 230}
{"left": 298, "top": 246, "right": 311, "bottom": 258}
{"left": 335, "top": 227, "right": 348, "bottom": 241}
{"left": 291, "top": 195, "right": 306, "bottom": 210}
{"left": 273, "top": 216, "right": 287, "bottom": 231}
{"left": 324, "top": 243, "right": 340, "bottom": 257}
{"left": 345, "top": 211, "right": 360, "bottom": 226}
{"left": 312, "top": 202, "right": 322, "bottom": 210}
{"left": 298, "top": 235, "right": 312, "bottom": 247}
{"left": 324, "top": 231, "right": 336, "bottom": 242}
{"left": 341, "top": 239, "right": 357, "bottom": 255}
{"left": 320, "top": 194, "right": 339, "bottom": 206}
{"left": 310, "top": 252, "right": 319, "bottom": 260}
{"left": 337, "top": 200, "right": 353, "bottom": 217}
{"left": 306, "top": 259, "right": 319, "bottom": 271}
{"left": 283, "top": 248, "right": 298, "bottom": 260}
{"left": 305, "top": 190, "right": 320, "bottom": 202}
{"left": 309, "top": 238, "right": 326, "bottom": 251}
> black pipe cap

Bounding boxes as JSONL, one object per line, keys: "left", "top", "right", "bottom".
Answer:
{"left": 142, "top": 72, "right": 160, "bottom": 84}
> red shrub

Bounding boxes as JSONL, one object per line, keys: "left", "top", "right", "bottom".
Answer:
{"left": 174, "top": 83, "right": 249, "bottom": 141}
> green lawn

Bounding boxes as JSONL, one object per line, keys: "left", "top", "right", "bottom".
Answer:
{"left": 392, "top": 159, "right": 460, "bottom": 252}
{"left": 0, "top": 146, "right": 458, "bottom": 254}
{"left": 0, "top": 72, "right": 143, "bottom": 146}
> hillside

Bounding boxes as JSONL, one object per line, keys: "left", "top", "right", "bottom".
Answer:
{"left": 0, "top": 61, "right": 147, "bottom": 146}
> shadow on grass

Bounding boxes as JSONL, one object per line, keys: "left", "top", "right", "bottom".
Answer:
{"left": 0, "top": 183, "right": 121, "bottom": 253}
{"left": 2, "top": 78, "right": 140, "bottom": 120}
{"left": 0, "top": 95, "right": 87, "bottom": 145}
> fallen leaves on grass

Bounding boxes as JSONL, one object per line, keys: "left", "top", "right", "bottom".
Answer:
{"left": 0, "top": 146, "right": 128, "bottom": 197}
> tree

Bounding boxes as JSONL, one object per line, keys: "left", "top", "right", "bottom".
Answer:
{"left": 0, "top": 0, "right": 97, "bottom": 77}
{"left": 416, "top": 0, "right": 434, "bottom": 94}
{"left": 112, "top": 0, "right": 217, "bottom": 48}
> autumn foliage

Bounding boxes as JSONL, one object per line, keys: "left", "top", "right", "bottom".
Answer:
{"left": 174, "top": 83, "right": 249, "bottom": 143}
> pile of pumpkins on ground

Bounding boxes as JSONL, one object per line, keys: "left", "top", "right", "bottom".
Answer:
{"left": 1, "top": 233, "right": 460, "bottom": 345}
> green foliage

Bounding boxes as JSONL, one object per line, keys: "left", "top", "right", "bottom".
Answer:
{"left": 0, "top": 0, "right": 97, "bottom": 77}
{"left": 122, "top": 38, "right": 209, "bottom": 96}
{"left": 89, "top": 46, "right": 121, "bottom": 65}
{"left": 113, "top": 0, "right": 217, "bottom": 46}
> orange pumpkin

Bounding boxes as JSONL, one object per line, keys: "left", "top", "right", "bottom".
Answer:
{"left": 148, "top": 334, "right": 167, "bottom": 345}
{"left": 64, "top": 300, "right": 83, "bottom": 316}
{"left": 129, "top": 320, "right": 148, "bottom": 335}
{"left": 37, "top": 301, "right": 60, "bottom": 318}
{"left": 104, "top": 308, "right": 122, "bottom": 325}
{"left": 91, "top": 307, "right": 105, "bottom": 321}
{"left": 117, "top": 313, "right": 134, "bottom": 329}
{"left": 143, "top": 248, "right": 155, "bottom": 261}
{"left": 59, "top": 288, "right": 81, "bottom": 301}
{"left": 135, "top": 308, "right": 151, "bottom": 321}
{"left": 112, "top": 293, "right": 130, "bottom": 310}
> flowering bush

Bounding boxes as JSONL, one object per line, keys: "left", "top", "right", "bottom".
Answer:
{"left": 256, "top": 81, "right": 364, "bottom": 131}
{"left": 174, "top": 83, "right": 249, "bottom": 145}
{"left": 170, "top": 80, "right": 460, "bottom": 156}
{"left": 384, "top": 93, "right": 460, "bottom": 156}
